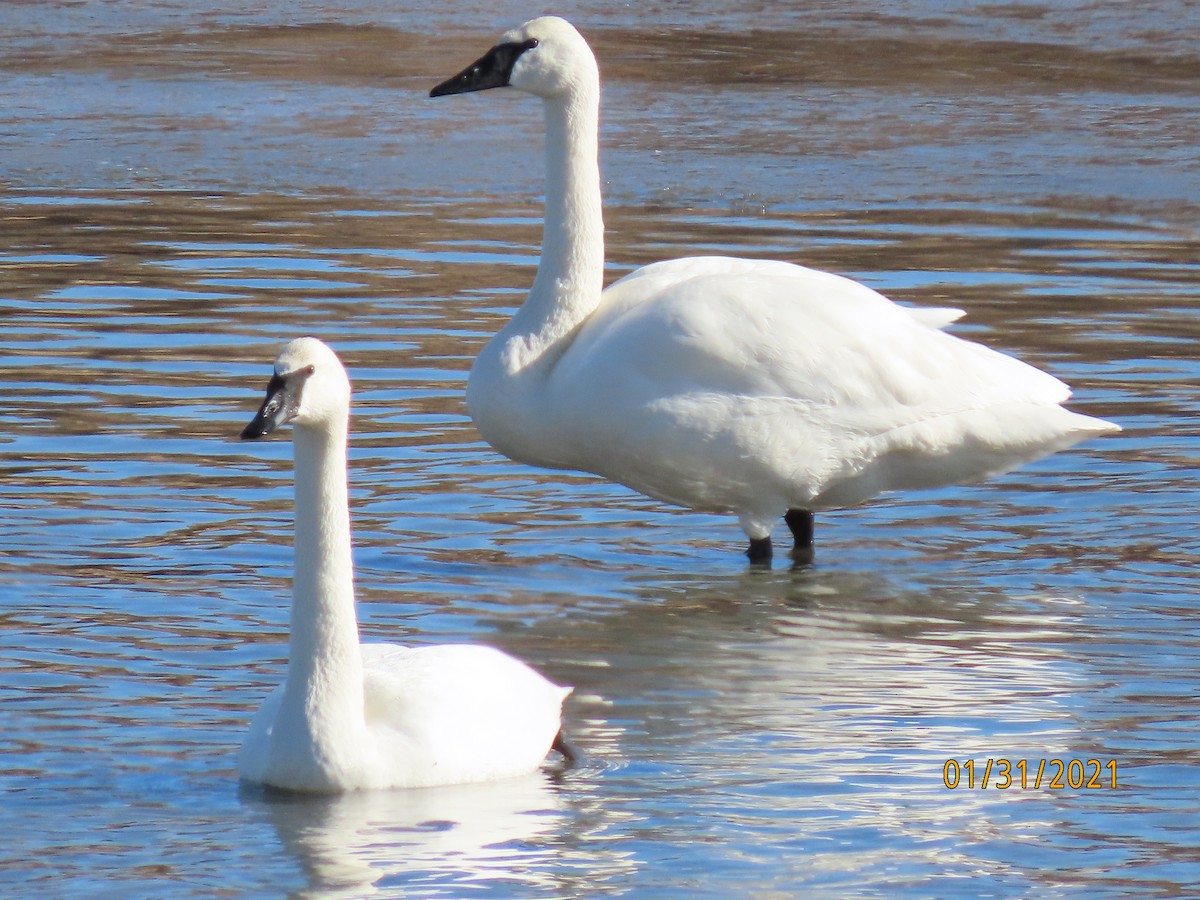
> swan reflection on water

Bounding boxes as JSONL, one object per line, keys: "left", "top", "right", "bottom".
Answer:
{"left": 240, "top": 774, "right": 579, "bottom": 896}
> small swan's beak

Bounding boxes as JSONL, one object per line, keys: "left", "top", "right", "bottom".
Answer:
{"left": 430, "top": 39, "right": 538, "bottom": 97}
{"left": 241, "top": 373, "right": 297, "bottom": 440}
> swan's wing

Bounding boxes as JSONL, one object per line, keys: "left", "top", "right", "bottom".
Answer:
{"left": 612, "top": 257, "right": 963, "bottom": 329}
{"left": 578, "top": 256, "right": 1069, "bottom": 414}
{"left": 363, "top": 644, "right": 570, "bottom": 713}
{"left": 553, "top": 256, "right": 1112, "bottom": 511}
{"left": 360, "top": 644, "right": 569, "bottom": 783}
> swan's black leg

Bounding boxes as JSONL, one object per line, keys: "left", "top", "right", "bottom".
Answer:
{"left": 784, "top": 509, "right": 814, "bottom": 550}
{"left": 785, "top": 509, "right": 814, "bottom": 566}
{"left": 551, "top": 730, "right": 577, "bottom": 766}
{"left": 746, "top": 536, "right": 773, "bottom": 564}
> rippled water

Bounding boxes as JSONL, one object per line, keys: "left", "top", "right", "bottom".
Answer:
{"left": 1, "top": 1, "right": 1198, "bottom": 896}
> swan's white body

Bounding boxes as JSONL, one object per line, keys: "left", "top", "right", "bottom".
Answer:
{"left": 434, "top": 18, "right": 1119, "bottom": 552}
{"left": 239, "top": 338, "right": 569, "bottom": 793}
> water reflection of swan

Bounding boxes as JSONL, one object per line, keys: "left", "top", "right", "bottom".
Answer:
{"left": 238, "top": 338, "right": 570, "bottom": 792}
{"left": 431, "top": 17, "right": 1118, "bottom": 563}
{"left": 243, "top": 775, "right": 568, "bottom": 897}
{"left": 520, "top": 564, "right": 1089, "bottom": 887}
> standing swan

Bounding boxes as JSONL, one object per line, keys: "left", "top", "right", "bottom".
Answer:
{"left": 431, "top": 17, "right": 1119, "bottom": 563}
{"left": 239, "top": 337, "right": 570, "bottom": 793}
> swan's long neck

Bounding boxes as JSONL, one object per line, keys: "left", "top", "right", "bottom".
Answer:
{"left": 504, "top": 80, "right": 605, "bottom": 371}
{"left": 280, "top": 421, "right": 366, "bottom": 749}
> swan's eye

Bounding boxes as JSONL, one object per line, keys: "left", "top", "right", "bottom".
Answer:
{"left": 305, "top": 364, "right": 316, "bottom": 376}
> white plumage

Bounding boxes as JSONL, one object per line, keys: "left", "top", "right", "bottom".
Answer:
{"left": 432, "top": 17, "right": 1118, "bottom": 561}
{"left": 239, "top": 337, "right": 570, "bottom": 793}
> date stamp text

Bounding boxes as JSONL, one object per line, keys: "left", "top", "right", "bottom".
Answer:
{"left": 942, "top": 758, "right": 1117, "bottom": 790}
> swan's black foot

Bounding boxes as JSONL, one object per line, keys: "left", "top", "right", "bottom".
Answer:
{"left": 790, "top": 545, "right": 815, "bottom": 568}
{"left": 746, "top": 536, "right": 773, "bottom": 565}
{"left": 551, "top": 730, "right": 578, "bottom": 766}
{"left": 784, "top": 509, "right": 814, "bottom": 551}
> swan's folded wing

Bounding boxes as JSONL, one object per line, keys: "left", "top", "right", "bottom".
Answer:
{"left": 360, "top": 644, "right": 569, "bottom": 785}
{"left": 570, "top": 256, "right": 1069, "bottom": 420}
{"left": 550, "top": 256, "right": 1111, "bottom": 509}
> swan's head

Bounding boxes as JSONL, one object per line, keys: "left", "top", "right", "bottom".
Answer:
{"left": 241, "top": 337, "right": 350, "bottom": 439}
{"left": 430, "top": 16, "right": 598, "bottom": 101}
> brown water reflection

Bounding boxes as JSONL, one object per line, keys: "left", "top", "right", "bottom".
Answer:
{"left": 4, "top": 6, "right": 1199, "bottom": 212}
{"left": 12, "top": 18, "right": 1200, "bottom": 94}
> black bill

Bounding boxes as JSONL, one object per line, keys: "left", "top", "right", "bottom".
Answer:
{"left": 430, "top": 39, "right": 539, "bottom": 97}
{"left": 241, "top": 373, "right": 299, "bottom": 440}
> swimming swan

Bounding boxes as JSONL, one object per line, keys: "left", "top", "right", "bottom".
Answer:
{"left": 239, "top": 337, "right": 571, "bottom": 793}
{"left": 431, "top": 16, "right": 1119, "bottom": 563}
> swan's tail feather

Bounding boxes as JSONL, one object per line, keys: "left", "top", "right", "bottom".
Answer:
{"left": 908, "top": 306, "right": 967, "bottom": 329}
